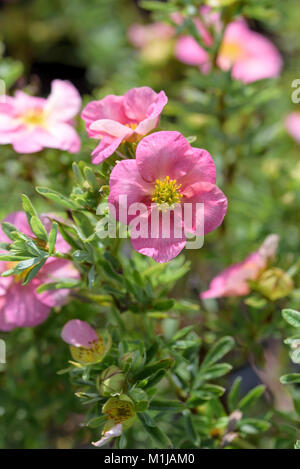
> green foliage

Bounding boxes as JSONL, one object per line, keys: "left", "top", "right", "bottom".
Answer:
{"left": 0, "top": 0, "right": 299, "bottom": 450}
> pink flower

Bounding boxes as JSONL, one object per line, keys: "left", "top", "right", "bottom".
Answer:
{"left": 128, "top": 22, "right": 174, "bottom": 49}
{"left": 175, "top": 7, "right": 218, "bottom": 73}
{"left": 128, "top": 22, "right": 175, "bottom": 65}
{"left": 0, "top": 212, "right": 78, "bottom": 331}
{"left": 285, "top": 113, "right": 300, "bottom": 144}
{"left": 61, "top": 319, "right": 111, "bottom": 364}
{"left": 0, "top": 80, "right": 81, "bottom": 153}
{"left": 176, "top": 16, "right": 282, "bottom": 84}
{"left": 61, "top": 319, "right": 98, "bottom": 348}
{"left": 108, "top": 131, "right": 227, "bottom": 263}
{"left": 200, "top": 234, "right": 279, "bottom": 299}
{"left": 81, "top": 87, "right": 168, "bottom": 165}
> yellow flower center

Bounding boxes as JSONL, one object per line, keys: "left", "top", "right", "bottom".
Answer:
{"left": 125, "top": 123, "right": 138, "bottom": 131}
{"left": 219, "top": 40, "right": 243, "bottom": 63}
{"left": 152, "top": 175, "right": 183, "bottom": 208}
{"left": 21, "top": 108, "right": 47, "bottom": 128}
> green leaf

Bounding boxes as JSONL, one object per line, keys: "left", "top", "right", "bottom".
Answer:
{"left": 295, "top": 440, "right": 300, "bottom": 449}
{"left": 21, "top": 196, "right": 47, "bottom": 241}
{"left": 290, "top": 348, "right": 300, "bottom": 365}
{"left": 153, "top": 299, "right": 175, "bottom": 312}
{"left": 36, "top": 279, "right": 80, "bottom": 293}
{"left": 282, "top": 309, "right": 300, "bottom": 328}
{"left": 138, "top": 413, "right": 172, "bottom": 448}
{"left": 238, "top": 418, "right": 270, "bottom": 435}
{"left": 48, "top": 222, "right": 58, "bottom": 255}
{"left": 22, "top": 259, "right": 48, "bottom": 285}
{"left": 36, "top": 187, "right": 79, "bottom": 209}
{"left": 0, "top": 254, "right": 29, "bottom": 262}
{"left": 30, "top": 215, "right": 48, "bottom": 242}
{"left": 139, "top": 1, "right": 177, "bottom": 12}
{"left": 14, "top": 257, "right": 43, "bottom": 273}
{"left": 149, "top": 399, "right": 185, "bottom": 412}
{"left": 198, "top": 363, "right": 232, "bottom": 382}
{"left": 183, "top": 410, "right": 200, "bottom": 446}
{"left": 280, "top": 374, "right": 300, "bottom": 384}
{"left": 86, "top": 415, "right": 106, "bottom": 429}
{"left": 1, "top": 222, "right": 20, "bottom": 241}
{"left": 228, "top": 377, "right": 242, "bottom": 412}
{"left": 171, "top": 326, "right": 195, "bottom": 342}
{"left": 237, "top": 385, "right": 265, "bottom": 411}
{"left": 135, "top": 358, "right": 174, "bottom": 381}
{"left": 200, "top": 336, "right": 235, "bottom": 371}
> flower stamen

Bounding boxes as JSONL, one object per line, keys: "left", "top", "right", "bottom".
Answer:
{"left": 152, "top": 175, "right": 183, "bottom": 208}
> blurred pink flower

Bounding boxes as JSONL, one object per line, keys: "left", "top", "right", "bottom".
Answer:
{"left": 176, "top": 14, "right": 282, "bottom": 84}
{"left": 128, "top": 22, "right": 174, "bottom": 49}
{"left": 0, "top": 80, "right": 81, "bottom": 153}
{"left": 0, "top": 212, "right": 78, "bottom": 331}
{"left": 109, "top": 131, "right": 227, "bottom": 263}
{"left": 61, "top": 319, "right": 98, "bottom": 348}
{"left": 81, "top": 87, "right": 168, "bottom": 165}
{"left": 200, "top": 234, "right": 279, "bottom": 299}
{"left": 285, "top": 113, "right": 300, "bottom": 144}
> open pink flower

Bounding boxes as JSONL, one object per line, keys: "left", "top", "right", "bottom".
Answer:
{"left": 0, "top": 80, "right": 81, "bottom": 153}
{"left": 176, "top": 15, "right": 282, "bottom": 84}
{"left": 285, "top": 113, "right": 300, "bottom": 144}
{"left": 200, "top": 234, "right": 279, "bottom": 299}
{"left": 81, "top": 87, "right": 168, "bottom": 165}
{"left": 109, "top": 131, "right": 227, "bottom": 263}
{"left": 0, "top": 212, "right": 79, "bottom": 331}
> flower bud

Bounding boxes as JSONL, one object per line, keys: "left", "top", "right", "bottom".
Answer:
{"left": 97, "top": 366, "right": 126, "bottom": 396}
{"left": 255, "top": 267, "right": 294, "bottom": 301}
{"left": 102, "top": 395, "right": 136, "bottom": 429}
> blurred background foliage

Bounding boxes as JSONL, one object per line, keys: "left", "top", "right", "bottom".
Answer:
{"left": 0, "top": 0, "right": 300, "bottom": 448}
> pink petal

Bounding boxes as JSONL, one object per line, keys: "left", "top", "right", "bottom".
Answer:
{"left": 123, "top": 87, "right": 168, "bottom": 135}
{"left": 182, "top": 181, "right": 227, "bottom": 234}
{"left": 45, "top": 80, "right": 82, "bottom": 121}
{"left": 285, "top": 113, "right": 300, "bottom": 143}
{"left": 0, "top": 282, "right": 51, "bottom": 329}
{"left": 61, "top": 319, "right": 98, "bottom": 348}
{"left": 130, "top": 212, "right": 186, "bottom": 263}
{"left": 135, "top": 131, "right": 195, "bottom": 183}
{"left": 91, "top": 136, "right": 124, "bottom": 164}
{"left": 175, "top": 35, "right": 209, "bottom": 66}
{"left": 201, "top": 252, "right": 264, "bottom": 299}
{"left": 90, "top": 119, "right": 133, "bottom": 139}
{"left": 38, "top": 122, "right": 81, "bottom": 153}
{"left": 81, "top": 95, "right": 127, "bottom": 138}
{"left": 108, "top": 159, "right": 153, "bottom": 223}
{"left": 134, "top": 90, "right": 168, "bottom": 136}
{"left": 13, "top": 91, "right": 46, "bottom": 114}
{"left": 179, "top": 147, "right": 217, "bottom": 189}
{"left": 36, "top": 258, "right": 79, "bottom": 308}
{"left": 11, "top": 129, "right": 44, "bottom": 153}
{"left": 258, "top": 234, "right": 279, "bottom": 261}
